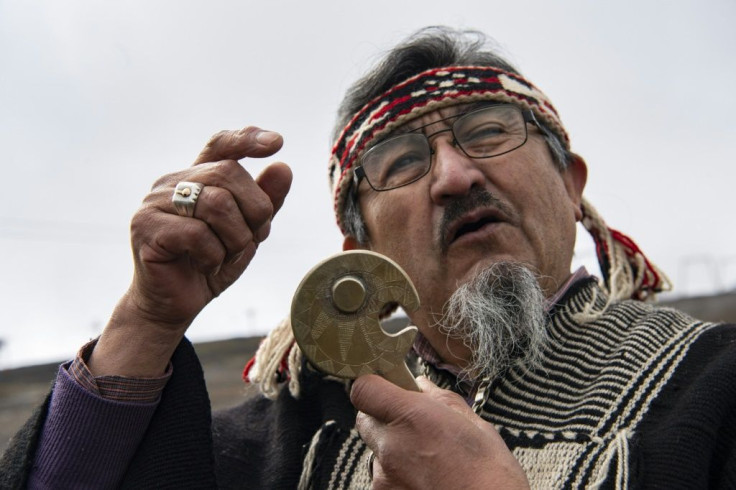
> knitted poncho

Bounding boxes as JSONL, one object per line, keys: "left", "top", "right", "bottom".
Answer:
{"left": 2, "top": 278, "right": 735, "bottom": 489}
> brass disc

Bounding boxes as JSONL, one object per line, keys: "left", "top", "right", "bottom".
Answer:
{"left": 290, "top": 250, "right": 420, "bottom": 381}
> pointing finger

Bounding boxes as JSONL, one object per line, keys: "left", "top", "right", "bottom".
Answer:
{"left": 194, "top": 126, "right": 284, "bottom": 165}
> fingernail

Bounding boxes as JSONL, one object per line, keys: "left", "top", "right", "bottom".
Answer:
{"left": 255, "top": 130, "right": 280, "bottom": 145}
{"left": 229, "top": 250, "right": 245, "bottom": 265}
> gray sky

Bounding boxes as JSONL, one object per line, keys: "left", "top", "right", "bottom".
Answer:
{"left": 1, "top": 0, "right": 734, "bottom": 368}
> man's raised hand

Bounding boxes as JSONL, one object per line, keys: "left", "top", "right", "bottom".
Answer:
{"left": 89, "top": 127, "right": 291, "bottom": 377}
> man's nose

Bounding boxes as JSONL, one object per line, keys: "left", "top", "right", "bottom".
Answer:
{"left": 428, "top": 139, "right": 486, "bottom": 205}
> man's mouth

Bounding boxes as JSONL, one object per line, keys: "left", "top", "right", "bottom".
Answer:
{"left": 446, "top": 210, "right": 505, "bottom": 248}
{"left": 453, "top": 216, "right": 500, "bottom": 241}
{"left": 437, "top": 188, "right": 517, "bottom": 254}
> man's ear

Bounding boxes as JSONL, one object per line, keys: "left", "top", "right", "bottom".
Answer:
{"left": 343, "top": 236, "right": 366, "bottom": 251}
{"left": 562, "top": 153, "right": 588, "bottom": 222}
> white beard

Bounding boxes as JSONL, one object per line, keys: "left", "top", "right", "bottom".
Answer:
{"left": 436, "top": 262, "right": 548, "bottom": 382}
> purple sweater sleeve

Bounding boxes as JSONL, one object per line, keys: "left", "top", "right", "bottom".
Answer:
{"left": 27, "top": 363, "right": 160, "bottom": 490}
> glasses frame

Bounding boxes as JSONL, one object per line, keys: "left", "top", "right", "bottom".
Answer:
{"left": 353, "top": 104, "right": 544, "bottom": 192}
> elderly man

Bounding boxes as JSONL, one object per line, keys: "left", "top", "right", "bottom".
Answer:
{"left": 3, "top": 27, "right": 735, "bottom": 489}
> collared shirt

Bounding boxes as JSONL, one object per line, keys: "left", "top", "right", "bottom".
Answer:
{"left": 68, "top": 339, "right": 171, "bottom": 403}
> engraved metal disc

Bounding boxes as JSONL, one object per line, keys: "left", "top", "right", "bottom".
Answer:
{"left": 291, "top": 250, "right": 420, "bottom": 382}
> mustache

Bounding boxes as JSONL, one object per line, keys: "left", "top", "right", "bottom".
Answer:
{"left": 437, "top": 188, "right": 514, "bottom": 253}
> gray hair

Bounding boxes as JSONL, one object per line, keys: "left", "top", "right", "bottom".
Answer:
{"left": 436, "top": 261, "right": 549, "bottom": 382}
{"left": 334, "top": 26, "right": 573, "bottom": 244}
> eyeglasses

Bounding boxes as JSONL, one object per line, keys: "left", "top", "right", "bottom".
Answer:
{"left": 353, "top": 104, "right": 540, "bottom": 191}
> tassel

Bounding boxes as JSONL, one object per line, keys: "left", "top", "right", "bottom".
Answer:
{"left": 581, "top": 198, "right": 671, "bottom": 303}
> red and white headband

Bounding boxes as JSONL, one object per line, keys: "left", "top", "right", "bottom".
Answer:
{"left": 328, "top": 65, "right": 569, "bottom": 232}
{"left": 328, "top": 65, "right": 670, "bottom": 300}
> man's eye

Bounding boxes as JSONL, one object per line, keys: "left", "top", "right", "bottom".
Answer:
{"left": 463, "top": 123, "right": 506, "bottom": 142}
{"left": 378, "top": 152, "right": 425, "bottom": 186}
{"left": 384, "top": 152, "right": 423, "bottom": 175}
{"left": 461, "top": 123, "right": 508, "bottom": 154}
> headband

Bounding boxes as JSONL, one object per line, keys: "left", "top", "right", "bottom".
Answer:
{"left": 328, "top": 65, "right": 670, "bottom": 301}
{"left": 328, "top": 65, "right": 569, "bottom": 232}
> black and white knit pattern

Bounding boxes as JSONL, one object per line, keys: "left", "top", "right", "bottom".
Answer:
{"left": 475, "top": 281, "right": 716, "bottom": 488}
{"left": 299, "top": 425, "right": 372, "bottom": 490}
{"left": 302, "top": 279, "right": 718, "bottom": 489}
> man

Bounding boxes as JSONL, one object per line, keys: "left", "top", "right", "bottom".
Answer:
{"left": 2, "top": 27, "right": 735, "bottom": 489}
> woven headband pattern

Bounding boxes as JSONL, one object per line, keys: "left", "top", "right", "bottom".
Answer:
{"left": 328, "top": 65, "right": 570, "bottom": 232}
{"left": 325, "top": 65, "right": 669, "bottom": 304}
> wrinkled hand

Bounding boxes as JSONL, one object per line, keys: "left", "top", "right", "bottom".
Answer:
{"left": 128, "top": 127, "right": 291, "bottom": 328}
{"left": 89, "top": 127, "right": 291, "bottom": 376}
{"left": 351, "top": 375, "right": 529, "bottom": 490}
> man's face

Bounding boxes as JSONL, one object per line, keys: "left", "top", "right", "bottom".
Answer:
{"left": 345, "top": 103, "right": 587, "bottom": 366}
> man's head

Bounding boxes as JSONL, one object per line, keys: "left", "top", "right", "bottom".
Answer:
{"left": 326, "top": 27, "right": 588, "bottom": 370}
{"left": 330, "top": 28, "right": 576, "bottom": 244}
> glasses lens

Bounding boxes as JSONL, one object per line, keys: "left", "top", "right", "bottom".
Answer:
{"left": 360, "top": 133, "right": 431, "bottom": 190}
{"left": 453, "top": 105, "right": 527, "bottom": 158}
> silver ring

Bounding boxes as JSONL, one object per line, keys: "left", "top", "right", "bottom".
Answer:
{"left": 367, "top": 452, "right": 375, "bottom": 480}
{"left": 172, "top": 182, "right": 204, "bottom": 217}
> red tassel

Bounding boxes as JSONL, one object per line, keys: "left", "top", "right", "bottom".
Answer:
{"left": 241, "top": 344, "right": 293, "bottom": 384}
{"left": 608, "top": 228, "right": 664, "bottom": 299}
{"left": 242, "top": 356, "right": 256, "bottom": 383}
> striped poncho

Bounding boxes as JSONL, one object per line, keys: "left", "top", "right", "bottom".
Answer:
{"left": 2, "top": 278, "right": 734, "bottom": 489}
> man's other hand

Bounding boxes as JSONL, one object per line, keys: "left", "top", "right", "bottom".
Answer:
{"left": 351, "top": 375, "right": 529, "bottom": 489}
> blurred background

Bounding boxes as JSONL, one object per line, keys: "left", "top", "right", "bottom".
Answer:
{"left": 1, "top": 0, "right": 735, "bottom": 448}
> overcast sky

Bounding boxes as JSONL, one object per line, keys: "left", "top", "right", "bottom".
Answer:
{"left": 1, "top": 0, "right": 734, "bottom": 368}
